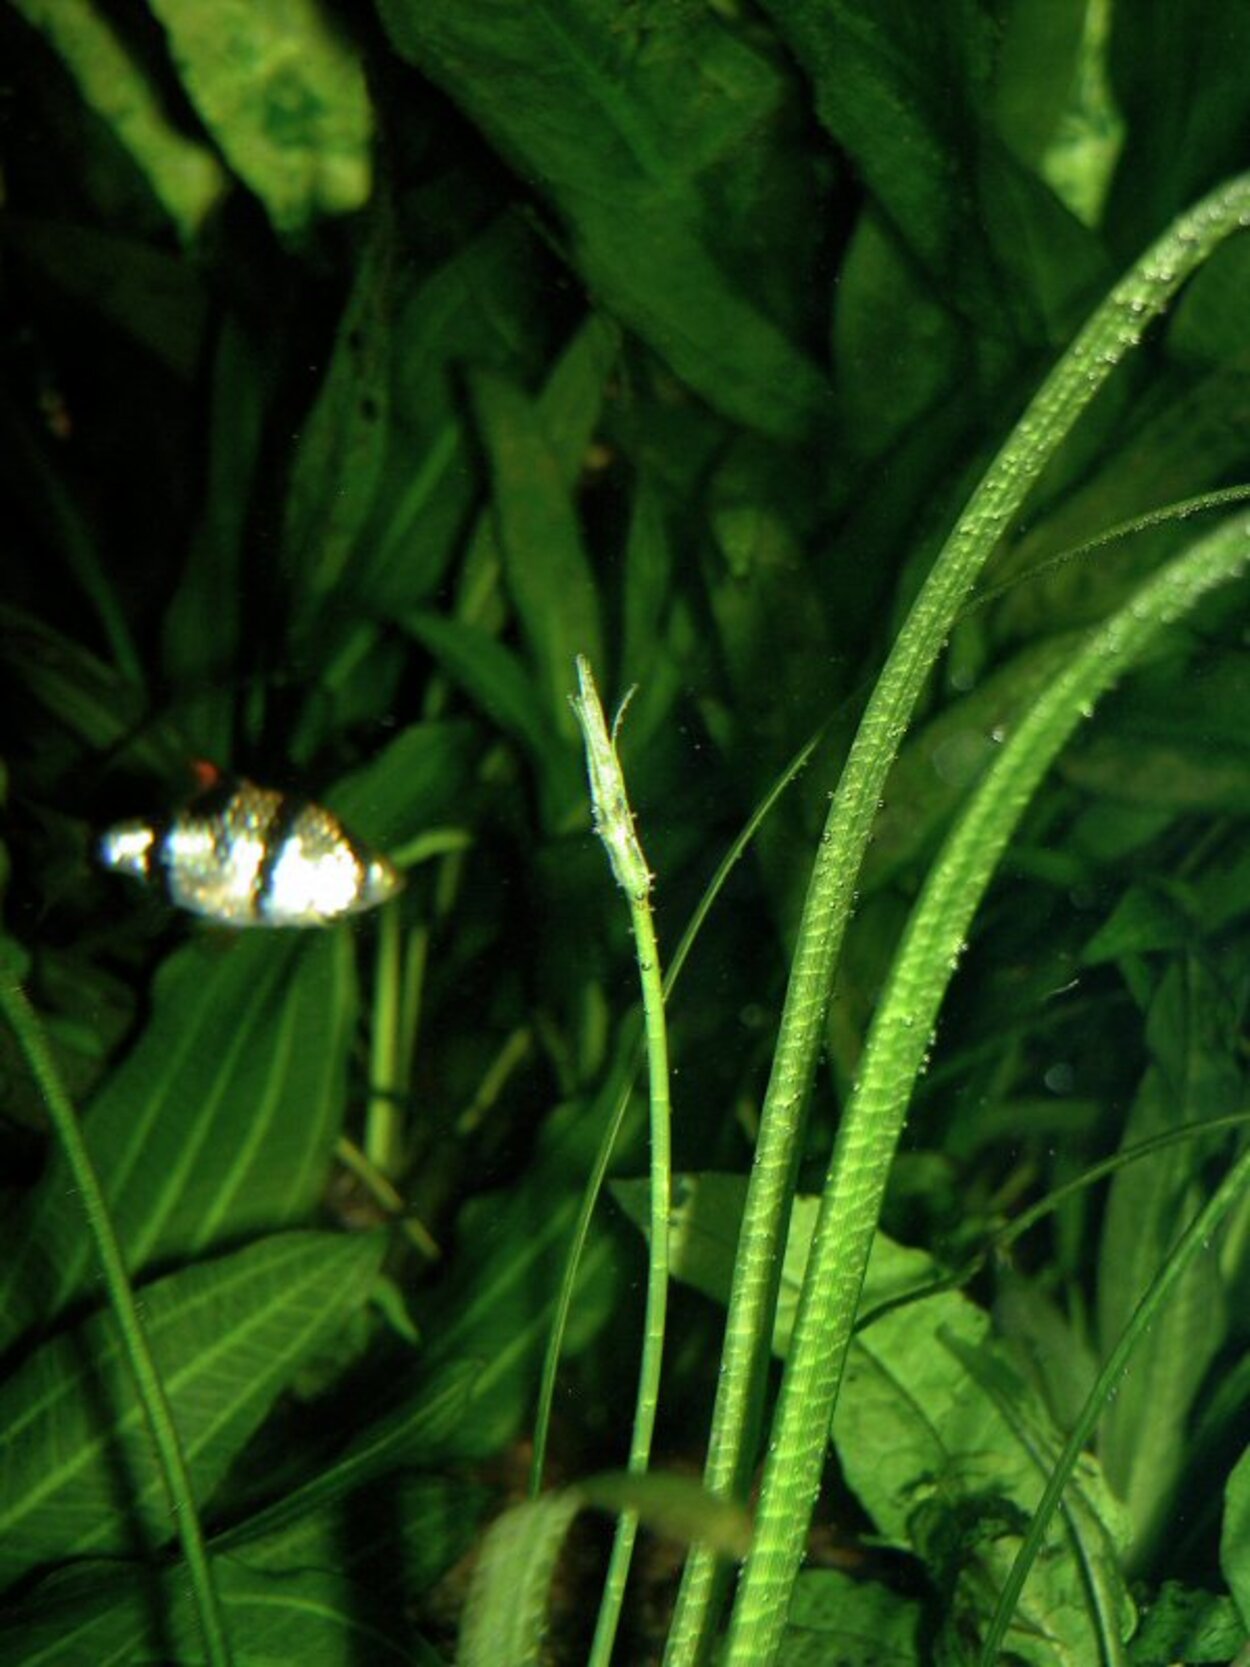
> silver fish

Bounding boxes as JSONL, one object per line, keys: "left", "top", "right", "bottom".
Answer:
{"left": 99, "top": 777, "right": 402, "bottom": 927}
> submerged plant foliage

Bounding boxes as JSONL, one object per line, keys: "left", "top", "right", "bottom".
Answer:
{"left": 5, "top": 3, "right": 1250, "bottom": 1665}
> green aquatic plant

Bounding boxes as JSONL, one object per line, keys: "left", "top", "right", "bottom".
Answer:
{"left": 8, "top": 4, "right": 1250, "bottom": 1666}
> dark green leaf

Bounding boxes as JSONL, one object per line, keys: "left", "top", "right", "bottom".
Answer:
{"left": 162, "top": 316, "right": 274, "bottom": 763}
{"left": 780, "top": 1569, "right": 922, "bottom": 1666}
{"left": 374, "top": 0, "right": 831, "bottom": 437}
{"left": 4, "top": 218, "right": 208, "bottom": 379}
{"left": 1082, "top": 883, "right": 1195, "bottom": 965}
{"left": 213, "top": 1360, "right": 478, "bottom": 1554}
{"left": 358, "top": 215, "right": 556, "bottom": 617}
{"left": 1098, "top": 960, "right": 1239, "bottom": 1559}
{"left": 225, "top": 1472, "right": 493, "bottom": 1601}
{"left": 757, "top": 0, "right": 1107, "bottom": 339}
{"left": 403, "top": 614, "right": 558, "bottom": 770}
{"left": 0, "top": 1555, "right": 439, "bottom": 1666}
{"left": 1106, "top": 1, "right": 1250, "bottom": 257}
{"left": 283, "top": 216, "right": 394, "bottom": 642}
{"left": 326, "top": 719, "right": 478, "bottom": 852}
{"left": 0, "top": 1230, "right": 384, "bottom": 1583}
{"left": 1130, "top": 1580, "right": 1246, "bottom": 1666}
{"left": 0, "top": 932, "right": 356, "bottom": 1353}
{"left": 471, "top": 369, "right": 604, "bottom": 741}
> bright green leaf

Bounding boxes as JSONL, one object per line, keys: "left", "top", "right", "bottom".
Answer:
{"left": 148, "top": 0, "right": 373, "bottom": 233}
{"left": 10, "top": 0, "right": 226, "bottom": 238}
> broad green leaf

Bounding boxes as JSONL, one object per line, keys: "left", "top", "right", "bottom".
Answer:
{"left": 282, "top": 215, "right": 393, "bottom": 643}
{"left": 9, "top": 0, "right": 226, "bottom": 238}
{"left": 1017, "top": 0, "right": 1123, "bottom": 227}
{"left": 0, "top": 1555, "right": 440, "bottom": 1666}
{"left": 0, "top": 606, "right": 176, "bottom": 786}
{"left": 834, "top": 1241, "right": 1132, "bottom": 1666}
{"left": 994, "top": 0, "right": 1092, "bottom": 177}
{"left": 148, "top": 0, "right": 373, "bottom": 233}
{"left": 832, "top": 208, "right": 967, "bottom": 464}
{"left": 211, "top": 1162, "right": 619, "bottom": 1583}
{"left": 357, "top": 215, "right": 554, "bottom": 617}
{"left": 0, "top": 932, "right": 356, "bottom": 1353}
{"left": 403, "top": 614, "right": 561, "bottom": 777}
{"left": 757, "top": 0, "right": 1107, "bottom": 341}
{"left": 404, "top": 616, "right": 556, "bottom": 763}
{"left": 0, "top": 1229, "right": 384, "bottom": 1584}
{"left": 577, "top": 1471, "right": 751, "bottom": 1558}
{"left": 471, "top": 370, "right": 604, "bottom": 741}
{"left": 374, "top": 0, "right": 830, "bottom": 437}
{"left": 617, "top": 470, "right": 680, "bottom": 759}
{"left": 1225, "top": 1445, "right": 1250, "bottom": 1635}
{"left": 1063, "top": 737, "right": 1250, "bottom": 814}
{"left": 779, "top": 1569, "right": 922, "bottom": 1666}
{"left": 6, "top": 220, "right": 208, "bottom": 379}
{"left": 1098, "top": 960, "right": 1238, "bottom": 1561}
{"left": 1190, "top": 841, "right": 1250, "bottom": 935}
{"left": 326, "top": 719, "right": 478, "bottom": 852}
{"left": 162, "top": 315, "right": 274, "bottom": 763}
{"left": 609, "top": 1173, "right": 928, "bottom": 1359}
{"left": 1169, "top": 237, "right": 1250, "bottom": 366}
{"left": 527, "top": 313, "right": 622, "bottom": 492}
{"left": 704, "top": 452, "right": 836, "bottom": 788}
{"left": 1130, "top": 1579, "right": 1246, "bottom": 1666}
{"left": 1059, "top": 652, "right": 1250, "bottom": 814}
{"left": 453, "top": 310, "right": 623, "bottom": 639}
{"left": 1104, "top": 0, "right": 1250, "bottom": 258}
{"left": 416, "top": 1120, "right": 623, "bottom": 1456}
{"left": 223, "top": 1473, "right": 492, "bottom": 1599}
{"left": 212, "top": 1359, "right": 478, "bottom": 1554}
{"left": 415, "top": 311, "right": 623, "bottom": 820}
{"left": 460, "top": 1470, "right": 748, "bottom": 1667}
{"left": 1082, "top": 882, "right": 1194, "bottom": 965}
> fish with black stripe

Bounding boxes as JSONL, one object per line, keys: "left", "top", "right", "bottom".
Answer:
{"left": 98, "top": 771, "right": 402, "bottom": 927}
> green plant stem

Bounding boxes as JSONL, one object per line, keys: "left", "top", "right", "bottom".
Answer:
{"left": 365, "top": 901, "right": 404, "bottom": 1176}
{"left": 398, "top": 921, "right": 428, "bottom": 1094}
{"left": 529, "top": 721, "right": 828, "bottom": 1500}
{"left": 570, "top": 657, "right": 672, "bottom": 1667}
{"left": 588, "top": 891, "right": 670, "bottom": 1667}
{"left": 334, "top": 1135, "right": 440, "bottom": 1258}
{"left": 0, "top": 974, "right": 233, "bottom": 1667}
{"left": 455, "top": 1024, "right": 533, "bottom": 1136}
{"left": 980, "top": 1139, "right": 1250, "bottom": 1665}
{"left": 667, "top": 173, "right": 1250, "bottom": 1667}
{"left": 724, "top": 510, "right": 1250, "bottom": 1665}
